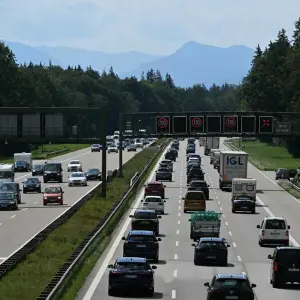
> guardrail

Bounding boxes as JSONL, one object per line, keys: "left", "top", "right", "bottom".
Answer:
{"left": 0, "top": 142, "right": 158, "bottom": 280}
{"left": 37, "top": 139, "right": 170, "bottom": 299}
{"left": 130, "top": 172, "right": 139, "bottom": 187}
{"left": 43, "top": 148, "right": 69, "bottom": 158}
{"left": 285, "top": 180, "right": 300, "bottom": 192}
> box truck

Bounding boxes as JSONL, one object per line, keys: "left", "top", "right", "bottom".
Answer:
{"left": 204, "top": 137, "right": 219, "bottom": 155}
{"left": 14, "top": 153, "right": 33, "bottom": 170}
{"left": 219, "top": 151, "right": 248, "bottom": 190}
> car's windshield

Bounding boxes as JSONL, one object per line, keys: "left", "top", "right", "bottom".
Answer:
{"left": 115, "top": 262, "right": 148, "bottom": 270}
{"left": 44, "top": 164, "right": 60, "bottom": 171}
{"left": 34, "top": 164, "right": 44, "bottom": 170}
{"left": 265, "top": 219, "right": 286, "bottom": 229}
{"left": 0, "top": 183, "right": 17, "bottom": 192}
{"left": 0, "top": 193, "right": 14, "bottom": 200}
{"left": 70, "top": 161, "right": 79, "bottom": 164}
{"left": 134, "top": 212, "right": 156, "bottom": 219}
{"left": 87, "top": 169, "right": 99, "bottom": 174}
{"left": 71, "top": 173, "right": 84, "bottom": 177}
{"left": 127, "top": 235, "right": 156, "bottom": 242}
{"left": 15, "top": 161, "right": 26, "bottom": 166}
{"left": 25, "top": 178, "right": 39, "bottom": 184}
{"left": 45, "top": 187, "right": 61, "bottom": 193}
{"left": 215, "top": 279, "right": 251, "bottom": 289}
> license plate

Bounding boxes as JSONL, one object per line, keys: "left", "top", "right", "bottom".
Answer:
{"left": 136, "top": 245, "right": 146, "bottom": 248}
{"left": 141, "top": 221, "right": 150, "bottom": 224}
{"left": 288, "top": 268, "right": 300, "bottom": 271}
{"left": 125, "top": 275, "right": 137, "bottom": 278}
{"left": 206, "top": 256, "right": 216, "bottom": 259}
{"left": 225, "top": 297, "right": 238, "bottom": 299}
{"left": 241, "top": 207, "right": 248, "bottom": 209}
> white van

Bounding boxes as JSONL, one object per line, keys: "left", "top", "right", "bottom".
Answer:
{"left": 257, "top": 217, "right": 290, "bottom": 246}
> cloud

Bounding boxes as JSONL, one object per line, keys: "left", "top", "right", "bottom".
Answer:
{"left": 1, "top": 0, "right": 300, "bottom": 53}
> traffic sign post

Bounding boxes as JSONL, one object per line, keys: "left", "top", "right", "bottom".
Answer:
{"left": 259, "top": 116, "right": 273, "bottom": 134}
{"left": 189, "top": 116, "right": 204, "bottom": 134}
{"left": 241, "top": 116, "right": 256, "bottom": 134}
{"left": 206, "top": 116, "right": 221, "bottom": 134}
{"left": 172, "top": 116, "right": 187, "bottom": 134}
{"left": 223, "top": 116, "right": 238, "bottom": 133}
{"left": 156, "top": 116, "right": 170, "bottom": 134}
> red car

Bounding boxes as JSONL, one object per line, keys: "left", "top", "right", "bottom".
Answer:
{"left": 144, "top": 181, "right": 165, "bottom": 198}
{"left": 42, "top": 186, "right": 64, "bottom": 206}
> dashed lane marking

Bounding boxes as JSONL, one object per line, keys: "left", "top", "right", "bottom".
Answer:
{"left": 173, "top": 269, "right": 178, "bottom": 277}
{"left": 176, "top": 230, "right": 180, "bottom": 234}
{"left": 237, "top": 255, "right": 242, "bottom": 261}
{"left": 175, "top": 241, "right": 179, "bottom": 246}
{"left": 177, "top": 220, "right": 180, "bottom": 225}
{"left": 174, "top": 254, "right": 178, "bottom": 260}
{"left": 172, "top": 289, "right": 176, "bottom": 299}
{"left": 233, "top": 242, "right": 236, "bottom": 248}
{"left": 10, "top": 215, "right": 16, "bottom": 219}
{"left": 229, "top": 231, "right": 232, "bottom": 236}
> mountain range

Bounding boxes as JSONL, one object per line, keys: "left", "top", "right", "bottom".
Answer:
{"left": 1, "top": 40, "right": 254, "bottom": 87}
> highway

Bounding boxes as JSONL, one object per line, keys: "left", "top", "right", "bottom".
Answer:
{"left": 0, "top": 146, "right": 144, "bottom": 262}
{"left": 78, "top": 139, "right": 300, "bottom": 300}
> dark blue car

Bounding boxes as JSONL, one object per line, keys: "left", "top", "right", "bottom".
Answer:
{"left": 122, "top": 230, "right": 161, "bottom": 262}
{"left": 108, "top": 257, "right": 157, "bottom": 296}
{"left": 0, "top": 192, "right": 18, "bottom": 210}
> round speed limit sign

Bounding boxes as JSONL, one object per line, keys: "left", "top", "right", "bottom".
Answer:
{"left": 157, "top": 117, "right": 169, "bottom": 129}
{"left": 191, "top": 117, "right": 203, "bottom": 128}
{"left": 225, "top": 117, "right": 237, "bottom": 128}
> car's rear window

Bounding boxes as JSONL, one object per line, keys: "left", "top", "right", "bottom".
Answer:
{"left": 265, "top": 219, "right": 286, "bottom": 229}
{"left": 276, "top": 249, "right": 300, "bottom": 263}
{"left": 199, "top": 241, "right": 225, "bottom": 248}
{"left": 145, "top": 197, "right": 162, "bottom": 203}
{"left": 134, "top": 212, "right": 156, "bottom": 219}
{"left": 186, "top": 192, "right": 204, "bottom": 200}
{"left": 215, "top": 279, "right": 251, "bottom": 289}
{"left": 128, "top": 235, "right": 155, "bottom": 242}
{"left": 191, "top": 182, "right": 206, "bottom": 187}
{"left": 115, "top": 262, "right": 148, "bottom": 270}
{"left": 147, "top": 184, "right": 161, "bottom": 189}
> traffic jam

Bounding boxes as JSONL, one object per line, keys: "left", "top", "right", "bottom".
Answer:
{"left": 107, "top": 137, "right": 300, "bottom": 298}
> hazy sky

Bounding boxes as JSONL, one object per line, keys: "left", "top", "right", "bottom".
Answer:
{"left": 1, "top": 0, "right": 300, "bottom": 54}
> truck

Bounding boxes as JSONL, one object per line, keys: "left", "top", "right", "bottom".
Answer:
{"left": 204, "top": 137, "right": 219, "bottom": 155}
{"left": 199, "top": 137, "right": 205, "bottom": 146}
{"left": 231, "top": 178, "right": 257, "bottom": 201}
{"left": 0, "top": 164, "right": 15, "bottom": 182}
{"left": 213, "top": 150, "right": 223, "bottom": 171}
{"left": 188, "top": 211, "right": 222, "bottom": 241}
{"left": 210, "top": 148, "right": 224, "bottom": 164}
{"left": 219, "top": 151, "right": 248, "bottom": 190}
{"left": 14, "top": 153, "right": 33, "bottom": 170}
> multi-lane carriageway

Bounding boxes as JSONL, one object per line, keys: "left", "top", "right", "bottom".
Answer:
{"left": 78, "top": 139, "right": 300, "bottom": 300}
{"left": 0, "top": 146, "right": 145, "bottom": 263}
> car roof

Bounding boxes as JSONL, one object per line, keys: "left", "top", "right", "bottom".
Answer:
{"left": 135, "top": 209, "right": 156, "bottom": 213}
{"left": 216, "top": 273, "right": 248, "bottom": 280}
{"left": 0, "top": 182, "right": 17, "bottom": 185}
{"left": 276, "top": 246, "right": 300, "bottom": 251}
{"left": 116, "top": 257, "right": 147, "bottom": 263}
{"left": 264, "top": 217, "right": 286, "bottom": 220}
{"left": 191, "top": 180, "right": 205, "bottom": 183}
{"left": 145, "top": 196, "right": 162, "bottom": 199}
{"left": 128, "top": 230, "right": 155, "bottom": 236}
{"left": 147, "top": 181, "right": 162, "bottom": 185}
{"left": 71, "top": 171, "right": 84, "bottom": 174}
{"left": 200, "top": 237, "right": 224, "bottom": 242}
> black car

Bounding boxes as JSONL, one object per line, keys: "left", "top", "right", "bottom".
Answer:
{"left": 14, "top": 161, "right": 30, "bottom": 172}
{"left": 108, "top": 257, "right": 157, "bottom": 296}
{"left": 32, "top": 164, "right": 44, "bottom": 176}
{"left": 169, "top": 147, "right": 178, "bottom": 157}
{"left": 43, "top": 162, "right": 63, "bottom": 183}
{"left": 85, "top": 168, "right": 102, "bottom": 181}
{"left": 232, "top": 196, "right": 256, "bottom": 214}
{"left": 0, "top": 182, "right": 22, "bottom": 204}
{"left": 129, "top": 209, "right": 161, "bottom": 235}
{"left": 165, "top": 150, "right": 176, "bottom": 161}
{"left": 122, "top": 230, "right": 161, "bottom": 262}
{"left": 186, "top": 146, "right": 195, "bottom": 154}
{"left": 170, "top": 142, "right": 179, "bottom": 150}
{"left": 187, "top": 169, "right": 205, "bottom": 183}
{"left": 275, "top": 168, "right": 290, "bottom": 180}
{"left": 204, "top": 273, "right": 256, "bottom": 300}
{"left": 192, "top": 237, "right": 230, "bottom": 266}
{"left": 188, "top": 180, "right": 210, "bottom": 199}
{"left": 23, "top": 177, "right": 41, "bottom": 193}
{"left": 186, "top": 163, "right": 201, "bottom": 174}
{"left": 0, "top": 192, "right": 18, "bottom": 210}
{"left": 156, "top": 167, "right": 172, "bottom": 181}
{"left": 268, "top": 246, "right": 300, "bottom": 288}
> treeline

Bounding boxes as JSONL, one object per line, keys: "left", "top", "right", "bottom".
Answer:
{"left": 241, "top": 17, "right": 300, "bottom": 156}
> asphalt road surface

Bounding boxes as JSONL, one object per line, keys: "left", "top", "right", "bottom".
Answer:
{"left": 78, "top": 139, "right": 300, "bottom": 300}
{"left": 0, "top": 146, "right": 144, "bottom": 261}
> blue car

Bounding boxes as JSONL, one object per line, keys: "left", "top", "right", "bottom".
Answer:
{"left": 108, "top": 257, "right": 157, "bottom": 296}
{"left": 0, "top": 192, "right": 18, "bottom": 210}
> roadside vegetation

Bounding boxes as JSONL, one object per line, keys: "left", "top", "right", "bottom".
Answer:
{"left": 278, "top": 180, "right": 300, "bottom": 199}
{"left": 0, "top": 139, "right": 166, "bottom": 300}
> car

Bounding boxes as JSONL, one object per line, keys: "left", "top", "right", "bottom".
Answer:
{"left": 165, "top": 150, "right": 176, "bottom": 161}
{"left": 0, "top": 182, "right": 22, "bottom": 204}
{"left": 158, "top": 162, "right": 172, "bottom": 172}
{"left": 135, "top": 141, "right": 143, "bottom": 148}
{"left": 108, "top": 257, "right": 157, "bottom": 296}
{"left": 232, "top": 195, "right": 256, "bottom": 214}
{"left": 68, "top": 172, "right": 87, "bottom": 187}
{"left": 155, "top": 167, "right": 172, "bottom": 182}
{"left": 192, "top": 237, "right": 230, "bottom": 266}
{"left": 85, "top": 168, "right": 101, "bottom": 181}
{"left": 169, "top": 147, "right": 178, "bottom": 157}
{"left": 141, "top": 196, "right": 165, "bottom": 214}
{"left": 160, "top": 159, "right": 173, "bottom": 171}
{"left": 268, "top": 246, "right": 300, "bottom": 287}
{"left": 32, "top": 164, "right": 44, "bottom": 176}
{"left": 275, "top": 168, "right": 290, "bottom": 180}
{"left": 170, "top": 142, "right": 179, "bottom": 150}
{"left": 67, "top": 160, "right": 82, "bottom": 172}
{"left": 257, "top": 217, "right": 290, "bottom": 246}
{"left": 129, "top": 209, "right": 161, "bottom": 235}
{"left": 144, "top": 181, "right": 165, "bottom": 198}
{"left": 43, "top": 161, "right": 63, "bottom": 183}
{"left": 188, "top": 180, "right": 210, "bottom": 199}
{"left": 186, "top": 146, "right": 195, "bottom": 154}
{"left": 91, "top": 144, "right": 101, "bottom": 152}
{"left": 23, "top": 177, "right": 41, "bottom": 193}
{"left": 189, "top": 154, "right": 201, "bottom": 161}
{"left": 42, "top": 186, "right": 64, "bottom": 205}
{"left": 127, "top": 144, "right": 137, "bottom": 152}
{"left": 204, "top": 273, "right": 256, "bottom": 300}
{"left": 108, "top": 145, "right": 118, "bottom": 153}
{"left": 187, "top": 168, "right": 205, "bottom": 183}
{"left": 0, "top": 192, "right": 18, "bottom": 210}
{"left": 122, "top": 230, "right": 161, "bottom": 262}
{"left": 14, "top": 160, "right": 30, "bottom": 172}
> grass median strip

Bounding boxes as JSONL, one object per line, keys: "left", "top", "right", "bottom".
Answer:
{"left": 0, "top": 139, "right": 166, "bottom": 300}
{"left": 230, "top": 140, "right": 300, "bottom": 170}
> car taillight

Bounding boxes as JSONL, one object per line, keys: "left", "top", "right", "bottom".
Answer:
{"left": 274, "top": 262, "right": 278, "bottom": 271}
{"left": 286, "top": 231, "right": 289, "bottom": 236}
{"left": 261, "top": 230, "right": 265, "bottom": 236}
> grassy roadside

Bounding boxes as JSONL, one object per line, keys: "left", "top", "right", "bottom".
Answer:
{"left": 0, "top": 144, "right": 91, "bottom": 162}
{"left": 230, "top": 139, "right": 300, "bottom": 171}
{"left": 278, "top": 180, "right": 300, "bottom": 199}
{"left": 0, "top": 139, "right": 167, "bottom": 300}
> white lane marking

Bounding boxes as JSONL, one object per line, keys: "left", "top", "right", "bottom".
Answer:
{"left": 176, "top": 230, "right": 180, "bottom": 234}
{"left": 173, "top": 269, "right": 178, "bottom": 277}
{"left": 229, "top": 231, "right": 232, "bottom": 236}
{"left": 177, "top": 220, "right": 180, "bottom": 225}
{"left": 172, "top": 289, "right": 176, "bottom": 299}
{"left": 222, "top": 214, "right": 226, "bottom": 218}
{"left": 178, "top": 212, "right": 181, "bottom": 216}
{"left": 82, "top": 144, "right": 169, "bottom": 300}
{"left": 178, "top": 206, "right": 181, "bottom": 210}
{"left": 233, "top": 242, "right": 236, "bottom": 248}
{"left": 174, "top": 254, "right": 178, "bottom": 260}
{"left": 225, "top": 221, "right": 228, "bottom": 226}
{"left": 0, "top": 257, "right": 7, "bottom": 260}
{"left": 34, "top": 202, "right": 38, "bottom": 204}
{"left": 175, "top": 241, "right": 179, "bottom": 246}
{"left": 237, "top": 255, "right": 242, "bottom": 261}
{"left": 256, "top": 196, "right": 300, "bottom": 246}
{"left": 218, "top": 201, "right": 220, "bottom": 204}
{"left": 10, "top": 215, "right": 16, "bottom": 219}
{"left": 220, "top": 207, "right": 223, "bottom": 211}
{"left": 178, "top": 200, "right": 180, "bottom": 204}
{"left": 0, "top": 223, "right": 2, "bottom": 226}
{"left": 22, "top": 208, "right": 28, "bottom": 211}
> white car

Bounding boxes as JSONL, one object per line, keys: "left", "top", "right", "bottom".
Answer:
{"left": 67, "top": 160, "right": 82, "bottom": 172}
{"left": 135, "top": 142, "right": 143, "bottom": 148}
{"left": 257, "top": 217, "right": 290, "bottom": 246}
{"left": 68, "top": 172, "right": 87, "bottom": 187}
{"left": 141, "top": 196, "right": 165, "bottom": 214}
{"left": 108, "top": 145, "right": 118, "bottom": 153}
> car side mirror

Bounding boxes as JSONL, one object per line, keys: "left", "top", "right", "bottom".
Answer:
{"left": 227, "top": 244, "right": 230, "bottom": 247}
{"left": 256, "top": 225, "right": 260, "bottom": 228}
{"left": 158, "top": 216, "right": 161, "bottom": 219}
{"left": 268, "top": 254, "right": 273, "bottom": 259}
{"left": 288, "top": 225, "right": 290, "bottom": 229}
{"left": 141, "top": 200, "right": 143, "bottom": 202}
{"left": 164, "top": 185, "right": 166, "bottom": 187}
{"left": 164, "top": 200, "right": 166, "bottom": 202}
{"left": 182, "top": 197, "right": 185, "bottom": 200}
{"left": 129, "top": 215, "right": 133, "bottom": 218}
{"left": 188, "top": 219, "right": 191, "bottom": 221}
{"left": 157, "top": 238, "right": 161, "bottom": 241}
{"left": 191, "top": 243, "right": 196, "bottom": 247}
{"left": 121, "top": 237, "right": 126, "bottom": 240}
{"left": 151, "top": 265, "right": 157, "bottom": 269}
{"left": 251, "top": 284, "right": 256, "bottom": 288}
{"left": 108, "top": 264, "right": 113, "bottom": 268}
{"left": 204, "top": 282, "right": 209, "bottom": 287}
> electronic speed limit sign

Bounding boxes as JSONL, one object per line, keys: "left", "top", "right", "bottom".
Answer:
{"left": 190, "top": 116, "right": 204, "bottom": 134}
{"left": 156, "top": 116, "right": 170, "bottom": 133}
{"left": 224, "top": 116, "right": 238, "bottom": 133}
